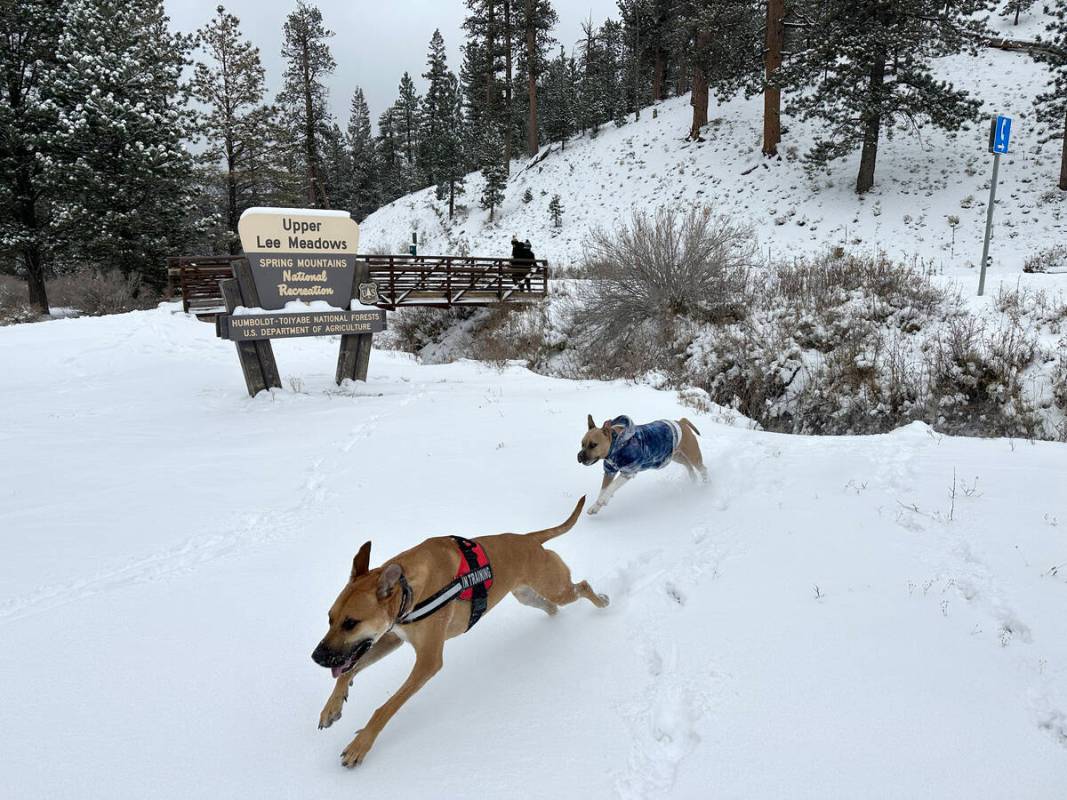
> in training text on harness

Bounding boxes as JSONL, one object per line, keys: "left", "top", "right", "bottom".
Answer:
{"left": 395, "top": 536, "right": 494, "bottom": 631}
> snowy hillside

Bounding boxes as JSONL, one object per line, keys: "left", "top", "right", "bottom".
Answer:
{"left": 3, "top": 305, "right": 1067, "bottom": 798}
{"left": 361, "top": 14, "right": 1065, "bottom": 275}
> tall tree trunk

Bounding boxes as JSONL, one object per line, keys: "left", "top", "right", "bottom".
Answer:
{"left": 855, "top": 49, "right": 886, "bottom": 194}
{"left": 1014, "top": 3, "right": 1020, "bottom": 25}
{"left": 525, "top": 1, "right": 539, "bottom": 158}
{"left": 17, "top": 187, "right": 48, "bottom": 315}
{"left": 11, "top": 100, "right": 49, "bottom": 314}
{"left": 689, "top": 32, "right": 711, "bottom": 140}
{"left": 225, "top": 140, "right": 240, "bottom": 254}
{"left": 1059, "top": 110, "right": 1067, "bottom": 191}
{"left": 448, "top": 178, "right": 455, "bottom": 219}
{"left": 632, "top": 22, "right": 641, "bottom": 122}
{"left": 503, "top": 0, "right": 513, "bottom": 172}
{"left": 652, "top": 49, "right": 665, "bottom": 101}
{"left": 763, "top": 0, "right": 784, "bottom": 156}
{"left": 301, "top": 37, "right": 321, "bottom": 207}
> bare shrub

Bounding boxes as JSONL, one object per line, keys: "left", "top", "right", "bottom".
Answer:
{"left": 0, "top": 276, "right": 39, "bottom": 326}
{"left": 927, "top": 318, "right": 1041, "bottom": 438}
{"left": 580, "top": 206, "right": 756, "bottom": 333}
{"left": 1023, "top": 245, "right": 1067, "bottom": 274}
{"left": 771, "top": 250, "right": 946, "bottom": 323}
{"left": 49, "top": 267, "right": 156, "bottom": 316}
{"left": 468, "top": 304, "right": 554, "bottom": 369}
{"left": 683, "top": 311, "right": 804, "bottom": 425}
{"left": 388, "top": 306, "right": 478, "bottom": 355}
{"left": 1052, "top": 341, "right": 1067, "bottom": 425}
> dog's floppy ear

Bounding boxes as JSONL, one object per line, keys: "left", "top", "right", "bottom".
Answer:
{"left": 377, "top": 563, "right": 404, "bottom": 599}
{"left": 587, "top": 413, "right": 596, "bottom": 430}
{"left": 351, "top": 541, "right": 372, "bottom": 581}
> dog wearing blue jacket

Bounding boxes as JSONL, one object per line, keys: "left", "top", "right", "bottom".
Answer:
{"left": 577, "top": 414, "right": 707, "bottom": 514}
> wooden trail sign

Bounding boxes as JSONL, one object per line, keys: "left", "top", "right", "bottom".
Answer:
{"left": 237, "top": 208, "right": 360, "bottom": 309}
{"left": 216, "top": 208, "right": 384, "bottom": 397}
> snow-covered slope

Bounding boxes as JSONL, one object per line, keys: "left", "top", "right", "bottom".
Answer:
{"left": 361, "top": 13, "right": 1065, "bottom": 275}
{"left": 2, "top": 305, "right": 1066, "bottom": 798}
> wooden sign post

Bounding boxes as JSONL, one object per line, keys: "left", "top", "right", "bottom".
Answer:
{"left": 215, "top": 208, "right": 386, "bottom": 397}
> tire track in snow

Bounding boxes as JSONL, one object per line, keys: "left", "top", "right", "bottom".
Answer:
{"left": 0, "top": 397, "right": 420, "bottom": 625}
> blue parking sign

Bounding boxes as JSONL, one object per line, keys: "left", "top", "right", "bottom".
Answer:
{"left": 989, "top": 115, "right": 1011, "bottom": 154}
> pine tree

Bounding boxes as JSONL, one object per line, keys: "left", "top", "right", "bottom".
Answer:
{"left": 347, "top": 87, "right": 379, "bottom": 220}
{"left": 278, "top": 1, "right": 335, "bottom": 207}
{"left": 779, "top": 0, "right": 990, "bottom": 194}
{"left": 644, "top": 0, "right": 679, "bottom": 103}
{"left": 1036, "top": 2, "right": 1067, "bottom": 190}
{"left": 680, "top": 0, "right": 761, "bottom": 141}
{"left": 463, "top": 0, "right": 507, "bottom": 170}
{"left": 617, "top": 0, "right": 652, "bottom": 122}
{"left": 548, "top": 193, "right": 563, "bottom": 227}
{"left": 542, "top": 46, "right": 575, "bottom": 149}
{"left": 420, "top": 30, "right": 451, "bottom": 186}
{"left": 0, "top": 0, "right": 63, "bottom": 313}
{"left": 376, "top": 104, "right": 413, "bottom": 204}
{"left": 576, "top": 18, "right": 602, "bottom": 135}
{"left": 1001, "top": 0, "right": 1036, "bottom": 25}
{"left": 517, "top": 0, "right": 558, "bottom": 157}
{"left": 320, "top": 121, "right": 353, "bottom": 211}
{"left": 395, "top": 72, "right": 421, "bottom": 183}
{"left": 46, "top": 0, "right": 201, "bottom": 288}
{"left": 480, "top": 129, "right": 507, "bottom": 220}
{"left": 599, "top": 20, "right": 627, "bottom": 128}
{"left": 192, "top": 5, "right": 276, "bottom": 253}
{"left": 435, "top": 74, "right": 468, "bottom": 220}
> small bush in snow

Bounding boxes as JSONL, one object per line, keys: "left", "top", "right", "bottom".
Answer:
{"left": 548, "top": 195, "right": 563, "bottom": 228}
{"left": 0, "top": 276, "right": 39, "bottom": 325}
{"left": 389, "top": 307, "right": 477, "bottom": 354}
{"left": 48, "top": 267, "right": 155, "bottom": 316}
{"left": 1023, "top": 245, "right": 1067, "bottom": 274}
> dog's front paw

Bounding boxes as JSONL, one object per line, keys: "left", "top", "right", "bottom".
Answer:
{"left": 587, "top": 504, "right": 602, "bottom": 515}
{"left": 318, "top": 697, "right": 344, "bottom": 730}
{"left": 341, "top": 730, "right": 374, "bottom": 768}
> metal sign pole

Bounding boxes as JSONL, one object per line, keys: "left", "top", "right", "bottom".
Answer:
{"left": 977, "top": 152, "right": 1000, "bottom": 297}
{"left": 978, "top": 114, "right": 1012, "bottom": 297}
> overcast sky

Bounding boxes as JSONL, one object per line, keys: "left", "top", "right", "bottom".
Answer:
{"left": 165, "top": 0, "right": 620, "bottom": 129}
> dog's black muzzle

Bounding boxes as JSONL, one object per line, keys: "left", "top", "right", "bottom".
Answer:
{"left": 311, "top": 638, "right": 372, "bottom": 669}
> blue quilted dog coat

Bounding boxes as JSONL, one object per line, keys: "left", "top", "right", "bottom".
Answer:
{"left": 603, "top": 416, "right": 680, "bottom": 477}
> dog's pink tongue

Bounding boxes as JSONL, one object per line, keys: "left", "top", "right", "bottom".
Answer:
{"left": 331, "top": 666, "right": 343, "bottom": 678}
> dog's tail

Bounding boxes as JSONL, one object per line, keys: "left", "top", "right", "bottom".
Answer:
{"left": 680, "top": 417, "right": 701, "bottom": 436}
{"left": 527, "top": 496, "right": 586, "bottom": 545}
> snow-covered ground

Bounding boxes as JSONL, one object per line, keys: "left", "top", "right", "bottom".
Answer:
{"left": 361, "top": 12, "right": 1065, "bottom": 279}
{"left": 3, "top": 305, "right": 1066, "bottom": 798}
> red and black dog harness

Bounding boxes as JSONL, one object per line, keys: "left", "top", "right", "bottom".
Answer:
{"left": 397, "top": 537, "right": 493, "bottom": 631}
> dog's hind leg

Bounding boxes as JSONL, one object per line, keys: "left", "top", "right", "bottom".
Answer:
{"left": 678, "top": 423, "right": 709, "bottom": 483}
{"left": 525, "top": 550, "right": 609, "bottom": 609}
{"left": 673, "top": 451, "right": 699, "bottom": 482}
{"left": 512, "top": 585, "right": 559, "bottom": 616}
{"left": 341, "top": 636, "right": 445, "bottom": 767}
{"left": 318, "top": 632, "right": 403, "bottom": 730}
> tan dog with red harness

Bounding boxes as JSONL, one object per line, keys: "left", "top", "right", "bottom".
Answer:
{"left": 311, "top": 496, "right": 607, "bottom": 767}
